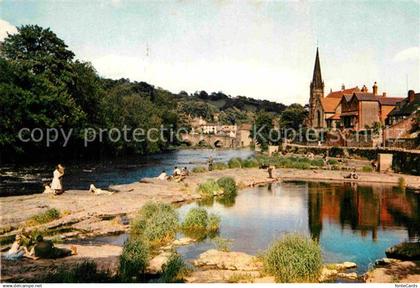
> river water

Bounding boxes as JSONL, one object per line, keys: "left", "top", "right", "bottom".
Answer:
{"left": 93, "top": 181, "right": 420, "bottom": 274}
{"left": 0, "top": 148, "right": 254, "bottom": 197}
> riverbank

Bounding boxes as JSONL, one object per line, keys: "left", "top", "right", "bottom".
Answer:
{"left": 1, "top": 167, "right": 420, "bottom": 282}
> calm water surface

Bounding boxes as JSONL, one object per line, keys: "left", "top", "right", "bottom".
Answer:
{"left": 92, "top": 181, "right": 419, "bottom": 274}
{"left": 0, "top": 148, "right": 254, "bottom": 196}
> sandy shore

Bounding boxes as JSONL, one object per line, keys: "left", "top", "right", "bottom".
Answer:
{"left": 1, "top": 167, "right": 419, "bottom": 282}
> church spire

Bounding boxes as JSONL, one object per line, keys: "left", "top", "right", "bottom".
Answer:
{"left": 311, "top": 47, "right": 323, "bottom": 89}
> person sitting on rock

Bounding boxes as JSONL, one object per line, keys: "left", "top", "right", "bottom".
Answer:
{"left": 157, "top": 170, "right": 167, "bottom": 180}
{"left": 4, "top": 234, "right": 36, "bottom": 260}
{"left": 88, "top": 184, "right": 113, "bottom": 195}
{"left": 181, "top": 167, "right": 189, "bottom": 176}
{"left": 344, "top": 169, "right": 359, "bottom": 179}
{"left": 43, "top": 183, "right": 55, "bottom": 194}
{"left": 173, "top": 166, "right": 181, "bottom": 177}
{"left": 30, "top": 235, "right": 77, "bottom": 259}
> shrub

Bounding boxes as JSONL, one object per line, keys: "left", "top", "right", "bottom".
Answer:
{"left": 362, "top": 165, "right": 373, "bottom": 172}
{"left": 44, "top": 261, "right": 111, "bottom": 283}
{"left": 156, "top": 253, "right": 188, "bottom": 283}
{"left": 217, "top": 177, "right": 237, "bottom": 197}
{"left": 119, "top": 238, "right": 149, "bottom": 282}
{"left": 208, "top": 214, "right": 221, "bottom": 233}
{"left": 263, "top": 234, "right": 322, "bottom": 283}
{"left": 192, "top": 166, "right": 207, "bottom": 173}
{"left": 241, "top": 158, "right": 259, "bottom": 168}
{"left": 227, "top": 273, "right": 254, "bottom": 283}
{"left": 213, "top": 162, "right": 228, "bottom": 170}
{"left": 131, "top": 202, "right": 179, "bottom": 245}
{"left": 228, "top": 157, "right": 242, "bottom": 168}
{"left": 182, "top": 208, "right": 221, "bottom": 238}
{"left": 182, "top": 207, "right": 208, "bottom": 231}
{"left": 310, "top": 159, "right": 325, "bottom": 167}
{"left": 327, "top": 159, "right": 339, "bottom": 165}
{"left": 30, "top": 208, "right": 60, "bottom": 225}
{"left": 197, "top": 179, "right": 221, "bottom": 198}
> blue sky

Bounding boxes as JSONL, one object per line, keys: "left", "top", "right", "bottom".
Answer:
{"left": 1, "top": 0, "right": 419, "bottom": 104}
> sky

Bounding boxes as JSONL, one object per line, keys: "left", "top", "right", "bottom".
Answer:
{"left": 0, "top": 0, "right": 419, "bottom": 105}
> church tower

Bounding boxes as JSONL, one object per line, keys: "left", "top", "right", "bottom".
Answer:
{"left": 308, "top": 48, "right": 324, "bottom": 127}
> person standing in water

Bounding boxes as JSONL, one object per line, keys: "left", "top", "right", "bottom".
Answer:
{"left": 51, "top": 164, "right": 65, "bottom": 195}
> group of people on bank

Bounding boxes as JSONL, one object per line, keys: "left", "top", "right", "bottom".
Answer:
{"left": 4, "top": 232, "right": 77, "bottom": 261}
{"left": 157, "top": 166, "right": 190, "bottom": 182}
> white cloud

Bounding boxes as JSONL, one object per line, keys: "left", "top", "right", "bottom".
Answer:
{"left": 0, "top": 19, "right": 17, "bottom": 41}
{"left": 393, "top": 47, "right": 420, "bottom": 62}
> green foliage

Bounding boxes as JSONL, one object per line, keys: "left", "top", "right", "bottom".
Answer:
{"left": 228, "top": 157, "right": 242, "bottom": 168}
{"left": 216, "top": 177, "right": 237, "bottom": 197}
{"left": 181, "top": 207, "right": 221, "bottom": 238}
{"left": 197, "top": 179, "right": 221, "bottom": 198}
{"left": 119, "top": 238, "right": 150, "bottom": 282}
{"left": 264, "top": 234, "right": 322, "bottom": 283}
{"left": 279, "top": 103, "right": 307, "bottom": 131}
{"left": 192, "top": 166, "right": 207, "bottom": 173}
{"left": 30, "top": 208, "right": 60, "bottom": 225}
{"left": 250, "top": 112, "right": 278, "bottom": 151}
{"left": 362, "top": 166, "right": 373, "bottom": 172}
{"left": 156, "top": 253, "right": 189, "bottom": 283}
{"left": 213, "top": 162, "right": 228, "bottom": 170}
{"left": 131, "top": 202, "right": 179, "bottom": 246}
{"left": 241, "top": 158, "right": 259, "bottom": 168}
{"left": 310, "top": 159, "right": 325, "bottom": 167}
{"left": 227, "top": 273, "right": 255, "bottom": 283}
{"left": 327, "top": 159, "right": 339, "bottom": 165}
{"left": 43, "top": 261, "right": 112, "bottom": 283}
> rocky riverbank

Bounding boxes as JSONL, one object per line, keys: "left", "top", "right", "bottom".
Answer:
{"left": 1, "top": 167, "right": 420, "bottom": 282}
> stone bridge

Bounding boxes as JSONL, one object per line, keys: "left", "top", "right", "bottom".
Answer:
{"left": 181, "top": 133, "right": 236, "bottom": 148}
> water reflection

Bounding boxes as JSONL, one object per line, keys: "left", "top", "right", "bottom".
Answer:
{"left": 177, "top": 181, "right": 420, "bottom": 273}
{"left": 308, "top": 182, "right": 420, "bottom": 241}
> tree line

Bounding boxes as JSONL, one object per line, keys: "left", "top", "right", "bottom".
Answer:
{"left": 0, "top": 25, "right": 307, "bottom": 163}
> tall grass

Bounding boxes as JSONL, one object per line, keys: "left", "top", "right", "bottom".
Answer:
{"left": 130, "top": 202, "right": 179, "bottom": 246}
{"left": 29, "top": 208, "right": 60, "bottom": 225}
{"left": 192, "top": 166, "right": 207, "bottom": 173}
{"left": 181, "top": 207, "right": 221, "bottom": 238}
{"left": 228, "top": 157, "right": 242, "bottom": 168}
{"left": 263, "top": 234, "right": 322, "bottom": 283}
{"left": 119, "top": 238, "right": 150, "bottom": 282}
{"left": 197, "top": 179, "right": 222, "bottom": 198}
{"left": 213, "top": 162, "right": 228, "bottom": 170}
{"left": 155, "top": 253, "right": 189, "bottom": 283}
{"left": 216, "top": 177, "right": 237, "bottom": 197}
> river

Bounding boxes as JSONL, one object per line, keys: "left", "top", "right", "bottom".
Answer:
{"left": 0, "top": 148, "right": 254, "bottom": 197}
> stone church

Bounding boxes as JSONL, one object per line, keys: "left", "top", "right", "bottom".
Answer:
{"left": 307, "top": 48, "right": 401, "bottom": 130}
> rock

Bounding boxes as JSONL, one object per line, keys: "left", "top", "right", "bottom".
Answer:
{"left": 148, "top": 251, "right": 172, "bottom": 273}
{"left": 318, "top": 267, "right": 338, "bottom": 282}
{"left": 172, "top": 237, "right": 195, "bottom": 246}
{"left": 335, "top": 261, "right": 357, "bottom": 270}
{"left": 375, "top": 258, "right": 400, "bottom": 266}
{"left": 365, "top": 260, "right": 420, "bottom": 283}
{"left": 193, "top": 249, "right": 262, "bottom": 271}
{"left": 385, "top": 242, "right": 420, "bottom": 260}
{"left": 337, "top": 272, "right": 358, "bottom": 280}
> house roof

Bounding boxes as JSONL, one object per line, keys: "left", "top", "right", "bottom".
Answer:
{"left": 327, "top": 113, "right": 341, "bottom": 120}
{"left": 348, "top": 93, "right": 403, "bottom": 106}
{"left": 325, "top": 87, "right": 360, "bottom": 98}
{"left": 321, "top": 97, "right": 341, "bottom": 113}
{"left": 389, "top": 93, "right": 420, "bottom": 117}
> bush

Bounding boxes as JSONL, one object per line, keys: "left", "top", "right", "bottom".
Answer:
{"left": 241, "top": 158, "right": 259, "bottom": 168}
{"left": 156, "top": 253, "right": 188, "bottom": 283}
{"left": 131, "top": 202, "right": 179, "bottom": 245}
{"left": 197, "top": 179, "right": 221, "bottom": 198}
{"left": 44, "top": 261, "right": 112, "bottom": 283}
{"left": 182, "top": 207, "right": 208, "bottom": 231}
{"left": 119, "top": 238, "right": 149, "bottom": 282}
{"left": 208, "top": 214, "right": 221, "bottom": 233}
{"left": 216, "top": 177, "right": 237, "bottom": 197}
{"left": 310, "top": 159, "right": 325, "bottom": 167}
{"left": 228, "top": 157, "right": 242, "bottom": 168}
{"left": 212, "top": 236, "right": 233, "bottom": 252}
{"left": 30, "top": 208, "right": 60, "bottom": 225}
{"left": 263, "top": 234, "right": 322, "bottom": 283}
{"left": 362, "top": 165, "right": 373, "bottom": 172}
{"left": 182, "top": 207, "right": 221, "bottom": 238}
{"left": 213, "top": 162, "right": 228, "bottom": 170}
{"left": 192, "top": 166, "right": 207, "bottom": 173}
{"left": 327, "top": 159, "right": 339, "bottom": 165}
